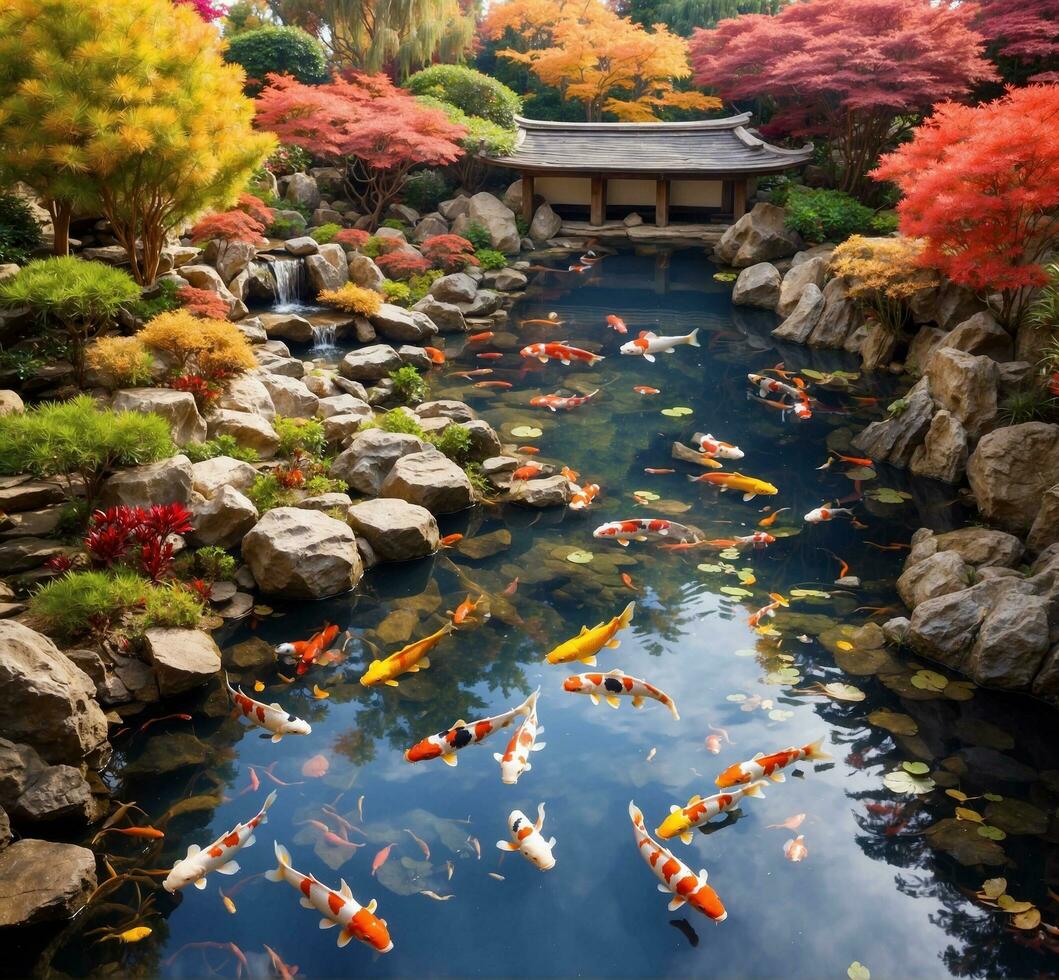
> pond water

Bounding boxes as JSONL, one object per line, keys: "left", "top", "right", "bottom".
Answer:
{"left": 22, "top": 246, "right": 1059, "bottom": 979}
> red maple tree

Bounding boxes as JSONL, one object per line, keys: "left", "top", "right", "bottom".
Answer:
{"left": 689, "top": 0, "right": 997, "bottom": 196}
{"left": 173, "top": 0, "right": 225, "bottom": 21}
{"left": 872, "top": 84, "right": 1059, "bottom": 330}
{"left": 971, "top": 0, "right": 1059, "bottom": 84}
{"left": 375, "top": 250, "right": 432, "bottom": 280}
{"left": 421, "top": 234, "right": 478, "bottom": 272}
{"left": 254, "top": 73, "right": 466, "bottom": 223}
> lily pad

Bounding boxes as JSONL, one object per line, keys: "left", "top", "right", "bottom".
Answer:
{"left": 868, "top": 709, "right": 919, "bottom": 736}
{"left": 697, "top": 563, "right": 725, "bottom": 574}
{"left": 511, "top": 425, "right": 542, "bottom": 439}
{"left": 661, "top": 406, "right": 693, "bottom": 417}
{"left": 719, "top": 548, "right": 741, "bottom": 560}
{"left": 983, "top": 798, "right": 1048, "bottom": 836}
{"left": 654, "top": 499, "right": 692, "bottom": 515}
{"left": 632, "top": 490, "right": 660, "bottom": 501}
{"left": 726, "top": 694, "right": 747, "bottom": 703}
{"left": 823, "top": 682, "right": 865, "bottom": 701}
{"left": 925, "top": 818, "right": 1006, "bottom": 866}
{"left": 768, "top": 708, "right": 795, "bottom": 721}
{"left": 883, "top": 768, "right": 935, "bottom": 795}
{"left": 764, "top": 667, "right": 802, "bottom": 685}
{"left": 844, "top": 466, "right": 877, "bottom": 481}
{"left": 943, "top": 680, "right": 976, "bottom": 701}
{"left": 955, "top": 807, "right": 984, "bottom": 823}
{"left": 978, "top": 825, "right": 1007, "bottom": 841}
{"left": 1014, "top": 908, "right": 1041, "bottom": 930}
{"left": 737, "top": 569, "right": 757, "bottom": 584}
{"left": 903, "top": 761, "right": 931, "bottom": 775}
{"left": 719, "top": 586, "right": 753, "bottom": 598}
{"left": 713, "top": 272, "right": 738, "bottom": 282}
{"left": 911, "top": 669, "right": 949, "bottom": 692}
{"left": 981, "top": 877, "right": 1007, "bottom": 899}
{"left": 865, "top": 487, "right": 912, "bottom": 505}
{"left": 847, "top": 964, "right": 870, "bottom": 980}
{"left": 997, "top": 895, "right": 1033, "bottom": 913}
{"left": 789, "top": 588, "right": 831, "bottom": 599}
{"left": 947, "top": 789, "right": 969, "bottom": 802}
{"left": 566, "top": 550, "right": 595, "bottom": 564}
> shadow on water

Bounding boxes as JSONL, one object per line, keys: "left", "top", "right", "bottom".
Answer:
{"left": 16, "top": 245, "right": 1059, "bottom": 979}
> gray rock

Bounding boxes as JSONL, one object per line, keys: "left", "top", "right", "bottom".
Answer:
{"left": 203, "top": 239, "right": 257, "bottom": 284}
{"left": 853, "top": 376, "right": 934, "bottom": 467}
{"left": 412, "top": 296, "right": 467, "bottom": 333}
{"left": 623, "top": 212, "right": 643, "bottom": 227}
{"left": 776, "top": 255, "right": 830, "bottom": 317}
{"left": 144, "top": 628, "right": 222, "bottom": 696}
{"left": 101, "top": 454, "right": 193, "bottom": 509}
{"left": 258, "top": 374, "right": 319, "bottom": 418}
{"left": 430, "top": 272, "right": 477, "bottom": 305}
{"left": 417, "top": 399, "right": 476, "bottom": 422}
{"left": 463, "top": 419, "right": 502, "bottom": 460}
{"left": 906, "top": 326, "right": 947, "bottom": 375}
{"left": 0, "top": 840, "right": 96, "bottom": 927}
{"left": 909, "top": 410, "right": 968, "bottom": 484}
{"left": 732, "top": 261, "right": 781, "bottom": 309}
{"left": 967, "top": 422, "right": 1059, "bottom": 534}
{"left": 0, "top": 537, "right": 67, "bottom": 573}
{"left": 323, "top": 412, "right": 372, "bottom": 446}
{"left": 1027, "top": 485, "right": 1059, "bottom": 554}
{"left": 330, "top": 429, "right": 430, "bottom": 495}
{"left": 0, "top": 808, "right": 10, "bottom": 850}
{"left": 0, "top": 390, "right": 24, "bottom": 415}
{"left": 467, "top": 192, "right": 520, "bottom": 253}
{"left": 0, "top": 478, "right": 65, "bottom": 514}
{"left": 179, "top": 265, "right": 245, "bottom": 319}
{"left": 191, "top": 456, "right": 257, "bottom": 498}
{"left": 934, "top": 527, "right": 1024, "bottom": 568}
{"left": 189, "top": 485, "right": 258, "bottom": 549}
{"left": 439, "top": 196, "right": 470, "bottom": 221}
{"left": 339, "top": 344, "right": 403, "bottom": 383}
{"left": 379, "top": 449, "right": 474, "bottom": 514}
{"left": 807, "top": 277, "right": 860, "bottom": 348}
{"left": 217, "top": 374, "right": 276, "bottom": 419}
{"left": 284, "top": 172, "right": 320, "bottom": 210}
{"left": 298, "top": 492, "right": 353, "bottom": 512}
{"left": 412, "top": 214, "right": 448, "bottom": 242}
{"left": 927, "top": 347, "right": 998, "bottom": 438}
{"left": 459, "top": 289, "right": 501, "bottom": 317}
{"left": 332, "top": 376, "right": 370, "bottom": 401}
{"left": 882, "top": 617, "right": 910, "bottom": 645}
{"left": 207, "top": 410, "right": 280, "bottom": 459}
{"left": 397, "top": 345, "right": 432, "bottom": 370}
{"left": 529, "top": 202, "right": 562, "bottom": 242}
{"left": 910, "top": 280, "right": 984, "bottom": 329}
{"left": 347, "top": 254, "right": 385, "bottom": 291}
{"left": 509, "top": 474, "right": 572, "bottom": 508}
{"left": 937, "top": 311, "right": 1012, "bottom": 363}
{"left": 243, "top": 507, "right": 362, "bottom": 599}
{"left": 369, "top": 303, "right": 437, "bottom": 343}
{"left": 259, "top": 312, "right": 315, "bottom": 344}
{"left": 858, "top": 322, "right": 898, "bottom": 371}
{"left": 713, "top": 203, "right": 801, "bottom": 268}
{"left": 967, "top": 591, "right": 1051, "bottom": 689}
{"left": 492, "top": 268, "right": 528, "bottom": 292}
{"left": 316, "top": 393, "right": 372, "bottom": 419}
{"left": 283, "top": 236, "right": 319, "bottom": 257}
{"left": 772, "top": 282, "right": 825, "bottom": 343}
{"left": 10, "top": 760, "right": 96, "bottom": 825}
{"left": 305, "top": 243, "right": 349, "bottom": 294}
{"left": 897, "top": 550, "right": 971, "bottom": 609}
{"left": 347, "top": 498, "right": 439, "bottom": 562}
{"left": 112, "top": 388, "right": 205, "bottom": 444}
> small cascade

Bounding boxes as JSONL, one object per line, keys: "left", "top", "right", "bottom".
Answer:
{"left": 270, "top": 257, "right": 308, "bottom": 310}
{"left": 310, "top": 320, "right": 337, "bottom": 351}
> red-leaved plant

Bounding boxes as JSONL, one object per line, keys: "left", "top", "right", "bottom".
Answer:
{"left": 166, "top": 373, "right": 224, "bottom": 410}
{"left": 421, "top": 234, "right": 478, "bottom": 272}
{"left": 334, "top": 228, "right": 371, "bottom": 250}
{"left": 176, "top": 285, "right": 231, "bottom": 320}
{"left": 85, "top": 504, "right": 193, "bottom": 582}
{"left": 375, "top": 250, "right": 431, "bottom": 281}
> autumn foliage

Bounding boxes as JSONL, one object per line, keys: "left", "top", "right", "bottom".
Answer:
{"left": 139, "top": 310, "right": 257, "bottom": 380}
{"left": 484, "top": 0, "right": 718, "bottom": 121}
{"left": 334, "top": 229, "right": 372, "bottom": 250}
{"left": 375, "top": 250, "right": 433, "bottom": 280}
{"left": 255, "top": 73, "right": 466, "bottom": 222}
{"left": 972, "top": 0, "right": 1059, "bottom": 84}
{"left": 873, "top": 85, "right": 1059, "bottom": 330}
{"left": 317, "top": 283, "right": 384, "bottom": 315}
{"left": 421, "top": 234, "right": 478, "bottom": 272}
{"left": 190, "top": 193, "right": 273, "bottom": 245}
{"left": 690, "top": 0, "right": 997, "bottom": 195}
{"left": 176, "top": 286, "right": 231, "bottom": 320}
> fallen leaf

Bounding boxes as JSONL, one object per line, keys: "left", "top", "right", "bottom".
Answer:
{"left": 1014, "top": 908, "right": 1041, "bottom": 930}
{"left": 997, "top": 895, "right": 1034, "bottom": 913}
{"left": 823, "top": 682, "right": 865, "bottom": 701}
{"left": 981, "top": 878, "right": 1007, "bottom": 899}
{"left": 955, "top": 807, "right": 983, "bottom": 823}
{"left": 313, "top": 684, "right": 329, "bottom": 699}
{"left": 566, "top": 550, "right": 594, "bottom": 564}
{"left": 847, "top": 963, "right": 871, "bottom": 980}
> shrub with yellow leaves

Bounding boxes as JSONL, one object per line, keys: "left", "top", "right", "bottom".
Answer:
{"left": 830, "top": 235, "right": 939, "bottom": 333}
{"left": 317, "top": 283, "right": 384, "bottom": 316}
{"left": 139, "top": 310, "right": 256, "bottom": 381}
{"left": 86, "top": 336, "right": 155, "bottom": 391}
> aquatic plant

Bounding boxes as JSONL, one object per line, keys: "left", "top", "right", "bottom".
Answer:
{"left": 463, "top": 461, "right": 492, "bottom": 498}
{"left": 389, "top": 364, "right": 430, "bottom": 404}
{"left": 429, "top": 423, "right": 472, "bottom": 464}
{"left": 86, "top": 337, "right": 155, "bottom": 390}
{"left": 317, "top": 283, "right": 383, "bottom": 316}
{"left": 139, "top": 310, "right": 256, "bottom": 380}
{"left": 474, "top": 248, "right": 506, "bottom": 271}
{"left": 246, "top": 473, "right": 299, "bottom": 512}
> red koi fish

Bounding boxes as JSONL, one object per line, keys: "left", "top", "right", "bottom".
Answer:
{"left": 450, "top": 594, "right": 485, "bottom": 625}
{"left": 276, "top": 624, "right": 340, "bottom": 676}
{"left": 512, "top": 462, "right": 544, "bottom": 481}
{"left": 606, "top": 314, "right": 628, "bottom": 334}
{"left": 568, "top": 481, "right": 600, "bottom": 511}
{"left": 520, "top": 342, "right": 604, "bottom": 366}
{"left": 521, "top": 313, "right": 562, "bottom": 327}
{"left": 423, "top": 347, "right": 445, "bottom": 365}
{"left": 748, "top": 592, "right": 789, "bottom": 628}
{"left": 453, "top": 369, "right": 493, "bottom": 378}
{"left": 477, "top": 352, "right": 504, "bottom": 360}
{"left": 468, "top": 331, "right": 494, "bottom": 343}
{"left": 593, "top": 518, "right": 698, "bottom": 547}
{"left": 633, "top": 385, "right": 660, "bottom": 396}
{"left": 562, "top": 668, "right": 679, "bottom": 719}
{"left": 715, "top": 738, "right": 831, "bottom": 788}
{"left": 530, "top": 389, "right": 600, "bottom": 411}
{"left": 440, "top": 533, "right": 464, "bottom": 547}
{"left": 474, "top": 380, "right": 513, "bottom": 389}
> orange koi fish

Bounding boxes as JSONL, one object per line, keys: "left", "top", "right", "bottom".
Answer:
{"left": 520, "top": 342, "right": 604, "bottom": 366}
{"left": 468, "top": 331, "right": 494, "bottom": 342}
{"left": 360, "top": 623, "right": 455, "bottom": 687}
{"left": 831, "top": 451, "right": 873, "bottom": 467}
{"left": 606, "top": 314, "right": 628, "bottom": 334}
{"left": 512, "top": 462, "right": 545, "bottom": 481}
{"left": 633, "top": 385, "right": 660, "bottom": 395}
{"left": 493, "top": 689, "right": 545, "bottom": 784}
{"left": 689, "top": 472, "right": 778, "bottom": 501}
{"left": 276, "top": 624, "right": 340, "bottom": 677}
{"left": 804, "top": 505, "right": 854, "bottom": 524}
{"left": 569, "top": 481, "right": 600, "bottom": 511}
{"left": 748, "top": 592, "right": 788, "bottom": 628}
{"left": 440, "top": 533, "right": 464, "bottom": 547}
{"left": 521, "top": 313, "right": 562, "bottom": 327}
{"left": 423, "top": 346, "right": 445, "bottom": 365}
{"left": 516, "top": 446, "right": 540, "bottom": 455}
{"left": 477, "top": 352, "right": 504, "bottom": 360}
{"left": 683, "top": 532, "right": 775, "bottom": 551}
{"left": 103, "top": 825, "right": 166, "bottom": 839}
{"left": 594, "top": 518, "right": 699, "bottom": 547}
{"left": 656, "top": 781, "right": 767, "bottom": 843}
{"left": 644, "top": 467, "right": 675, "bottom": 475}
{"left": 474, "top": 380, "right": 513, "bottom": 389}
{"left": 783, "top": 835, "right": 808, "bottom": 862}
{"left": 450, "top": 594, "right": 486, "bottom": 625}
{"left": 758, "top": 507, "right": 789, "bottom": 527}
{"left": 562, "top": 668, "right": 679, "bottom": 719}
{"left": 453, "top": 369, "right": 493, "bottom": 378}
{"left": 530, "top": 389, "right": 599, "bottom": 411}
{"left": 694, "top": 433, "right": 744, "bottom": 462}
{"left": 715, "top": 738, "right": 831, "bottom": 788}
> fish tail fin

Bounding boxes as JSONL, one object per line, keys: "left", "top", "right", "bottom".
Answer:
{"left": 743, "top": 780, "right": 767, "bottom": 799}
{"left": 628, "top": 800, "right": 645, "bottom": 829}
{"left": 686, "top": 329, "right": 700, "bottom": 348}
{"left": 770, "top": 593, "right": 789, "bottom": 607}
{"left": 520, "top": 687, "right": 541, "bottom": 714}
{"left": 266, "top": 840, "right": 291, "bottom": 881}
{"left": 259, "top": 789, "right": 278, "bottom": 820}
{"left": 618, "top": 601, "right": 635, "bottom": 630}
{"left": 667, "top": 699, "right": 680, "bottom": 721}
{"left": 805, "top": 737, "right": 832, "bottom": 762}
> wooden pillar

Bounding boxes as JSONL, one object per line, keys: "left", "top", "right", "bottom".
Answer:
{"left": 590, "top": 175, "right": 606, "bottom": 226}
{"left": 655, "top": 178, "right": 670, "bottom": 228}
{"left": 521, "top": 174, "right": 535, "bottom": 226}
{"left": 732, "top": 178, "right": 748, "bottom": 220}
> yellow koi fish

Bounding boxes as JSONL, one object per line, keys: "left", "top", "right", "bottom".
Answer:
{"left": 689, "top": 471, "right": 779, "bottom": 501}
{"left": 360, "top": 623, "right": 455, "bottom": 688}
{"left": 545, "top": 602, "right": 635, "bottom": 666}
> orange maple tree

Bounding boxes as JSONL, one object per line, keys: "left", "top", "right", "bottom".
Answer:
{"left": 484, "top": 0, "right": 719, "bottom": 121}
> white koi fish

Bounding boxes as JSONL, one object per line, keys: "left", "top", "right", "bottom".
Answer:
{"left": 694, "top": 432, "right": 744, "bottom": 461}
{"left": 804, "top": 506, "right": 855, "bottom": 524}
{"left": 655, "top": 781, "right": 767, "bottom": 844}
{"left": 226, "top": 674, "right": 311, "bottom": 742}
{"left": 405, "top": 689, "right": 539, "bottom": 766}
{"left": 493, "top": 691, "right": 545, "bottom": 784}
{"left": 629, "top": 801, "right": 726, "bottom": 920}
{"left": 497, "top": 802, "right": 556, "bottom": 870}
{"left": 562, "top": 668, "right": 679, "bottom": 720}
{"left": 163, "top": 791, "right": 276, "bottom": 893}
{"left": 620, "top": 329, "right": 700, "bottom": 362}
{"left": 593, "top": 518, "right": 700, "bottom": 547}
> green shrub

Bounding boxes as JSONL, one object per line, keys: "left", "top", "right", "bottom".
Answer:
{"left": 246, "top": 473, "right": 297, "bottom": 512}
{"left": 389, "top": 364, "right": 429, "bottom": 404}
{"left": 266, "top": 215, "right": 304, "bottom": 240}
{"left": 463, "top": 222, "right": 492, "bottom": 251}
{"left": 868, "top": 211, "right": 899, "bottom": 235}
{"left": 0, "top": 346, "right": 44, "bottom": 382}
{"left": 29, "top": 569, "right": 146, "bottom": 641}
{"left": 305, "top": 474, "right": 346, "bottom": 495}
{"left": 142, "top": 583, "right": 203, "bottom": 629}
{"left": 407, "top": 269, "right": 443, "bottom": 305}
{"left": 0, "top": 257, "right": 140, "bottom": 381}
{"left": 475, "top": 248, "right": 506, "bottom": 271}
{"left": 188, "top": 545, "right": 237, "bottom": 582}
{"left": 361, "top": 236, "right": 385, "bottom": 258}
{"left": 182, "top": 435, "right": 260, "bottom": 463}
{"left": 784, "top": 188, "right": 880, "bottom": 245}
{"left": 129, "top": 278, "right": 181, "bottom": 321}
{"left": 515, "top": 215, "right": 530, "bottom": 238}
{"left": 275, "top": 415, "right": 326, "bottom": 458}
{"left": 312, "top": 222, "right": 342, "bottom": 244}
{"left": 429, "top": 423, "right": 471, "bottom": 464}
{"left": 413, "top": 96, "right": 516, "bottom": 191}
{"left": 381, "top": 279, "right": 412, "bottom": 305}
{"left": 998, "top": 384, "right": 1054, "bottom": 427}
{"left": 364, "top": 409, "right": 426, "bottom": 437}
{"left": 56, "top": 500, "right": 90, "bottom": 538}
{"left": 464, "top": 462, "right": 491, "bottom": 498}
{"left": 381, "top": 218, "right": 408, "bottom": 232}
{"left": 0, "top": 395, "right": 174, "bottom": 506}
{"left": 223, "top": 26, "right": 329, "bottom": 93}
{"left": 406, "top": 65, "right": 521, "bottom": 128}
{"left": 0, "top": 194, "right": 43, "bottom": 264}
{"left": 403, "top": 171, "right": 452, "bottom": 213}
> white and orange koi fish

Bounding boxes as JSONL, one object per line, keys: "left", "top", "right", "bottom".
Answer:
{"left": 620, "top": 329, "right": 700, "bottom": 362}
{"left": 593, "top": 518, "right": 699, "bottom": 547}
{"left": 405, "top": 689, "right": 539, "bottom": 766}
{"left": 748, "top": 373, "right": 806, "bottom": 401}
{"left": 804, "top": 505, "right": 855, "bottom": 524}
{"left": 748, "top": 592, "right": 789, "bottom": 629}
{"left": 267, "top": 842, "right": 393, "bottom": 952}
{"left": 694, "top": 432, "right": 744, "bottom": 462}
{"left": 520, "top": 342, "right": 604, "bottom": 366}
{"left": 497, "top": 803, "right": 556, "bottom": 870}
{"left": 655, "top": 782, "right": 767, "bottom": 844}
{"left": 494, "top": 691, "right": 545, "bottom": 784}
{"left": 568, "top": 481, "right": 600, "bottom": 511}
{"left": 562, "top": 668, "right": 679, "bottom": 720}
{"left": 226, "top": 674, "right": 311, "bottom": 742}
{"left": 629, "top": 801, "right": 726, "bottom": 921}
{"left": 163, "top": 791, "right": 276, "bottom": 893}
{"left": 530, "top": 389, "right": 600, "bottom": 411}
{"left": 715, "top": 738, "right": 831, "bottom": 788}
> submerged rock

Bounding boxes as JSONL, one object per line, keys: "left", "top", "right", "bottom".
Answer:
{"left": 731, "top": 262, "right": 781, "bottom": 309}
{"left": 0, "top": 840, "right": 97, "bottom": 927}
{"left": 509, "top": 474, "right": 572, "bottom": 508}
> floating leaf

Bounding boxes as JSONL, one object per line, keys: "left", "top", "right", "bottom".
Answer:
{"left": 566, "top": 550, "right": 594, "bottom": 564}
{"left": 903, "top": 761, "right": 930, "bottom": 775}
{"left": 823, "top": 682, "right": 865, "bottom": 701}
{"left": 911, "top": 670, "right": 948, "bottom": 692}
{"left": 789, "top": 588, "right": 831, "bottom": 599}
{"left": 768, "top": 708, "right": 794, "bottom": 721}
{"left": 944, "top": 680, "right": 976, "bottom": 701}
{"left": 697, "top": 563, "right": 724, "bottom": 574}
{"left": 865, "top": 487, "right": 912, "bottom": 504}
{"left": 632, "top": 490, "right": 660, "bottom": 501}
{"left": 737, "top": 569, "right": 757, "bottom": 584}
{"left": 764, "top": 667, "right": 801, "bottom": 685}
{"left": 713, "top": 271, "right": 738, "bottom": 282}
{"left": 946, "top": 789, "right": 969, "bottom": 802}
{"left": 726, "top": 693, "right": 747, "bottom": 703}
{"left": 925, "top": 818, "right": 1006, "bottom": 866}
{"left": 253, "top": 604, "right": 273, "bottom": 616}
{"left": 719, "top": 548, "right": 741, "bottom": 560}
{"left": 847, "top": 963, "right": 871, "bottom": 980}
{"left": 983, "top": 792, "right": 1003, "bottom": 802}
{"left": 981, "top": 878, "right": 1007, "bottom": 899}
{"left": 511, "top": 425, "right": 542, "bottom": 439}
{"left": 844, "top": 466, "right": 877, "bottom": 481}
{"left": 997, "top": 895, "right": 1033, "bottom": 913}
{"left": 955, "top": 807, "right": 983, "bottom": 823}
{"left": 884, "top": 768, "right": 935, "bottom": 795}
{"left": 719, "top": 586, "right": 753, "bottom": 598}
{"left": 660, "top": 406, "right": 693, "bottom": 417}
{"left": 1013, "top": 908, "right": 1041, "bottom": 930}
{"left": 978, "top": 825, "right": 1007, "bottom": 841}
{"left": 733, "top": 648, "right": 757, "bottom": 658}
{"left": 868, "top": 709, "right": 919, "bottom": 736}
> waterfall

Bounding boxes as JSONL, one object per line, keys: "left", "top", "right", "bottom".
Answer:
{"left": 271, "top": 257, "right": 308, "bottom": 310}
{"left": 311, "top": 320, "right": 337, "bottom": 351}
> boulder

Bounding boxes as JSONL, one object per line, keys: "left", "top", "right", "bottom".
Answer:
{"left": 316, "top": 393, "right": 372, "bottom": 419}
{"left": 259, "top": 312, "right": 314, "bottom": 344}
{"left": 1027, "top": 486, "right": 1059, "bottom": 555}
{"left": 430, "top": 273, "right": 477, "bottom": 305}
{"left": 370, "top": 304, "right": 437, "bottom": 343}
{"left": 417, "top": 399, "right": 476, "bottom": 422}
{"left": 330, "top": 429, "right": 429, "bottom": 494}
{"left": 217, "top": 374, "right": 276, "bottom": 419}
{"left": 713, "top": 203, "right": 801, "bottom": 268}
{"left": 207, "top": 410, "right": 280, "bottom": 459}
{"left": 243, "top": 507, "right": 362, "bottom": 599}
{"left": 305, "top": 243, "right": 349, "bottom": 293}
{"left": 934, "top": 527, "right": 1024, "bottom": 569}
{"left": 0, "top": 478, "right": 65, "bottom": 514}
{"left": 529, "top": 203, "right": 562, "bottom": 242}
{"left": 346, "top": 499, "right": 439, "bottom": 562}
{"left": 0, "top": 390, "right": 23, "bottom": 415}
{"left": 771, "top": 283, "right": 824, "bottom": 344}
{"left": 509, "top": 474, "right": 572, "bottom": 508}
{"left": 348, "top": 254, "right": 385, "bottom": 291}
{"left": 398, "top": 345, "right": 432, "bottom": 371}
{"left": 331, "top": 377, "right": 370, "bottom": 401}
{"left": 466, "top": 192, "right": 520, "bottom": 253}
{"left": 911, "top": 280, "right": 984, "bottom": 329}
{"left": 412, "top": 297, "right": 467, "bottom": 333}
{"left": 439, "top": 196, "right": 470, "bottom": 221}
{"left": 412, "top": 214, "right": 448, "bottom": 242}
{"left": 189, "top": 485, "right": 258, "bottom": 549}
{"left": 101, "top": 454, "right": 193, "bottom": 509}
{"left": 254, "top": 352, "right": 305, "bottom": 378}
{"left": 502, "top": 180, "right": 524, "bottom": 211}
{"left": 0, "top": 622, "right": 108, "bottom": 764}
{"left": 0, "top": 840, "right": 96, "bottom": 927}
{"left": 0, "top": 537, "right": 67, "bottom": 573}
{"left": 283, "top": 236, "right": 319, "bottom": 257}
{"left": 859, "top": 321, "right": 899, "bottom": 371}
{"left": 463, "top": 419, "right": 503, "bottom": 460}
{"left": 906, "top": 326, "right": 947, "bottom": 375}
{"left": 967, "top": 422, "right": 1059, "bottom": 534}
{"left": 776, "top": 255, "right": 830, "bottom": 318}
{"left": 459, "top": 289, "right": 501, "bottom": 317}
{"left": 807, "top": 277, "right": 859, "bottom": 348}
{"left": 9, "top": 764, "right": 96, "bottom": 825}
{"left": 926, "top": 347, "right": 998, "bottom": 437}
{"left": 323, "top": 413, "right": 371, "bottom": 446}
{"left": 909, "top": 410, "right": 968, "bottom": 484}
{"left": 492, "top": 268, "right": 528, "bottom": 292}
{"left": 284, "top": 172, "right": 320, "bottom": 209}
{"left": 111, "top": 388, "right": 206, "bottom": 444}
{"left": 270, "top": 209, "right": 308, "bottom": 236}
{"left": 179, "top": 265, "right": 245, "bottom": 319}
{"left": 937, "top": 311, "right": 1012, "bottom": 363}
{"left": 191, "top": 456, "right": 257, "bottom": 498}
{"left": 203, "top": 240, "right": 256, "bottom": 284}
{"left": 731, "top": 263, "right": 781, "bottom": 309}
{"left": 258, "top": 374, "right": 319, "bottom": 418}
{"left": 339, "top": 344, "right": 403, "bottom": 383}
{"left": 853, "top": 376, "right": 934, "bottom": 467}
{"left": 966, "top": 592, "right": 1052, "bottom": 689}
{"left": 144, "top": 628, "right": 223, "bottom": 696}
{"left": 897, "top": 550, "right": 971, "bottom": 609}
{"left": 298, "top": 492, "right": 352, "bottom": 513}
{"left": 379, "top": 449, "right": 474, "bottom": 514}
{"left": 386, "top": 203, "right": 419, "bottom": 226}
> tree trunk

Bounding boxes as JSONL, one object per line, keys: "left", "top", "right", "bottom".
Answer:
{"left": 49, "top": 202, "right": 72, "bottom": 257}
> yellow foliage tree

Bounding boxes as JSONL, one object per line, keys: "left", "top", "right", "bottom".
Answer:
{"left": 0, "top": 0, "right": 275, "bottom": 283}
{"left": 484, "top": 0, "right": 719, "bottom": 121}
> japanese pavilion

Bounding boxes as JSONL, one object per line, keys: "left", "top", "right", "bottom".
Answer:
{"left": 489, "top": 114, "right": 813, "bottom": 228}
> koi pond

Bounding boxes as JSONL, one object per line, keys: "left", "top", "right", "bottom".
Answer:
{"left": 21, "top": 246, "right": 1059, "bottom": 979}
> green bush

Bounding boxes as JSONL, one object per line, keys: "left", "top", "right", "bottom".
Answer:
{"left": 246, "top": 473, "right": 297, "bottom": 512}
{"left": 407, "top": 269, "right": 442, "bottom": 305}
{"left": 783, "top": 188, "right": 880, "bottom": 245}
{"left": 128, "top": 278, "right": 181, "bottom": 322}
{"left": 429, "top": 423, "right": 471, "bottom": 464}
{"left": 275, "top": 415, "right": 326, "bottom": 458}
{"left": 869, "top": 211, "right": 899, "bottom": 235}
{"left": 266, "top": 215, "right": 304, "bottom": 240}
{"left": 463, "top": 222, "right": 492, "bottom": 251}
{"left": 188, "top": 545, "right": 237, "bottom": 582}
{"left": 403, "top": 171, "right": 452, "bottom": 213}
{"left": 142, "top": 583, "right": 203, "bottom": 629}
{"left": 182, "top": 435, "right": 260, "bottom": 463}
{"left": 406, "top": 65, "right": 521, "bottom": 129}
{"left": 361, "top": 236, "right": 385, "bottom": 258}
{"left": 381, "top": 218, "right": 408, "bottom": 232}
{"left": 364, "top": 409, "right": 425, "bottom": 437}
{"left": 464, "top": 462, "right": 491, "bottom": 498}
{"left": 0, "top": 194, "right": 43, "bottom": 264}
{"left": 475, "top": 248, "right": 506, "bottom": 271}
{"left": 312, "top": 222, "right": 342, "bottom": 244}
{"left": 413, "top": 96, "right": 516, "bottom": 189}
{"left": 304, "top": 474, "right": 346, "bottom": 495}
{"left": 389, "top": 364, "right": 429, "bottom": 404}
{"left": 381, "top": 279, "right": 411, "bottom": 305}
{"left": 223, "top": 26, "right": 328, "bottom": 93}
{"left": 29, "top": 569, "right": 146, "bottom": 641}
{"left": 0, "top": 395, "right": 174, "bottom": 506}
{"left": 0, "top": 257, "right": 140, "bottom": 381}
